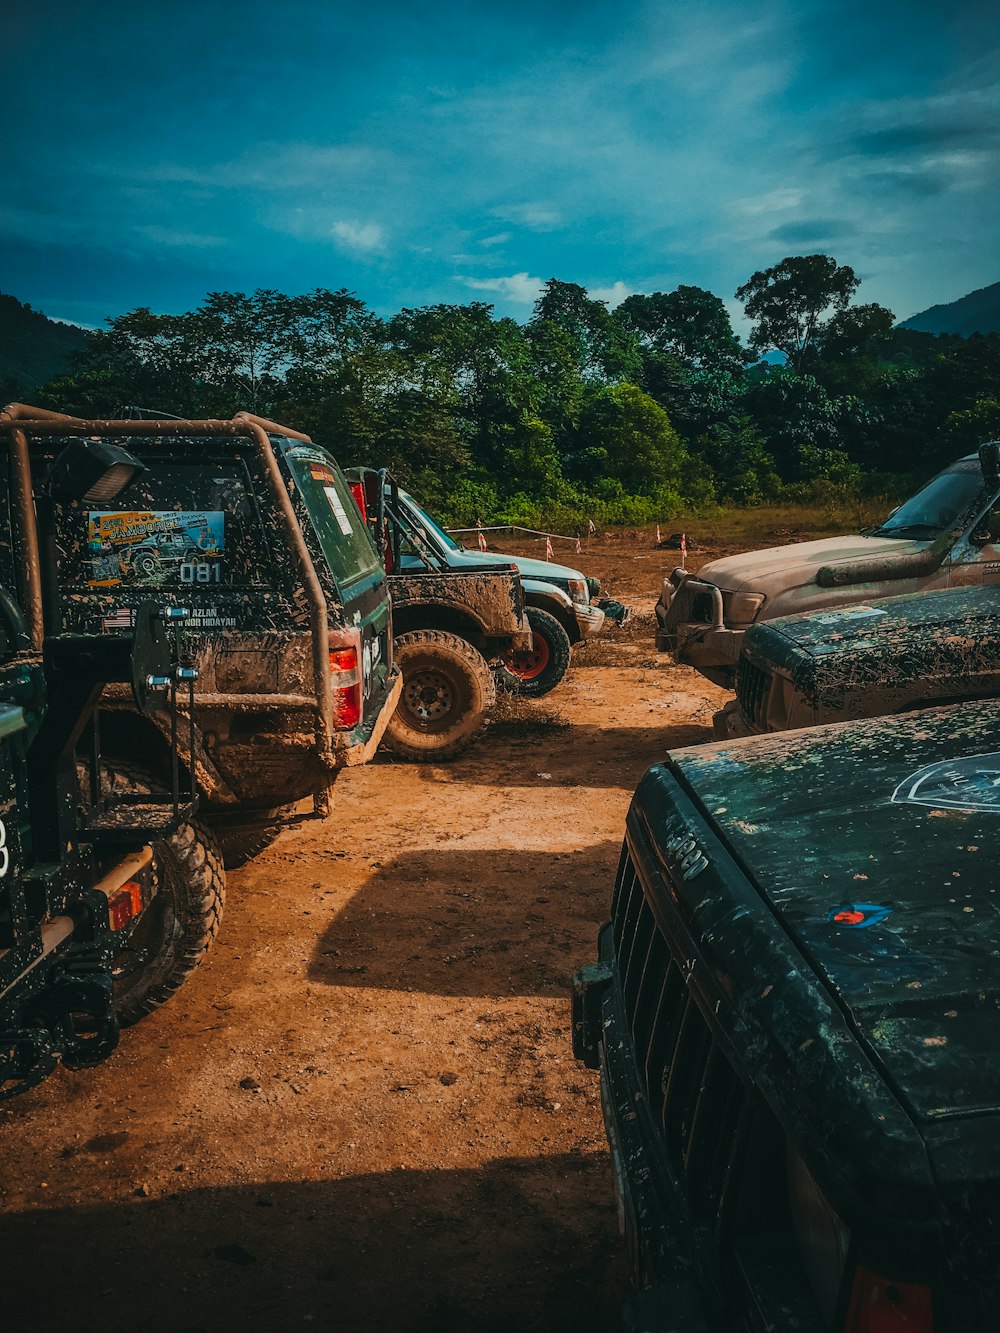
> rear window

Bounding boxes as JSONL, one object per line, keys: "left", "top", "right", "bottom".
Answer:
{"left": 284, "top": 446, "right": 381, "bottom": 587}
{"left": 54, "top": 459, "right": 273, "bottom": 590}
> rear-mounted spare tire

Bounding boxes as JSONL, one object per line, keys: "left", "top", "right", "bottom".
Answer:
{"left": 95, "top": 765, "right": 226, "bottom": 1025}
{"left": 495, "top": 606, "right": 571, "bottom": 699}
{"left": 383, "top": 630, "right": 495, "bottom": 762}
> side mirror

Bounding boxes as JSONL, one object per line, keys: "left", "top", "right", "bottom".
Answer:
{"left": 971, "top": 509, "right": 1000, "bottom": 547}
{"left": 979, "top": 441, "right": 1000, "bottom": 489}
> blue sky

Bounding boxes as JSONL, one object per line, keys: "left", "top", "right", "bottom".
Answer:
{"left": 3, "top": 0, "right": 998, "bottom": 331}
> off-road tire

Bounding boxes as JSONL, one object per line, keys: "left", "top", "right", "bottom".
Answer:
{"left": 495, "top": 606, "right": 572, "bottom": 699}
{"left": 213, "top": 806, "right": 295, "bottom": 869}
{"left": 384, "top": 630, "right": 496, "bottom": 762}
{"left": 96, "top": 765, "right": 226, "bottom": 1025}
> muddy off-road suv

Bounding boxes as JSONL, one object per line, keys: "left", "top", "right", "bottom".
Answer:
{"left": 346, "top": 467, "right": 532, "bottom": 760}
{"left": 385, "top": 484, "right": 614, "bottom": 698}
{"left": 717, "top": 582, "right": 1000, "bottom": 739}
{"left": 0, "top": 413, "right": 224, "bottom": 1097}
{"left": 657, "top": 442, "right": 1000, "bottom": 688}
{"left": 574, "top": 700, "right": 1000, "bottom": 1330}
{"left": 0, "top": 405, "right": 402, "bottom": 866}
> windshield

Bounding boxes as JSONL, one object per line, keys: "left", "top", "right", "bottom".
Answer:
{"left": 399, "top": 493, "right": 463, "bottom": 551}
{"left": 869, "top": 459, "right": 986, "bottom": 539}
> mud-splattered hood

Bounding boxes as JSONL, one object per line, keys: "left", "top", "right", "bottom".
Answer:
{"left": 695, "top": 533, "right": 924, "bottom": 597}
{"left": 749, "top": 584, "right": 1000, "bottom": 668}
{"left": 672, "top": 700, "right": 1000, "bottom": 1128}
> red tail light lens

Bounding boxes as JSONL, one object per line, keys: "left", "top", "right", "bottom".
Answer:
{"left": 844, "top": 1268, "right": 933, "bottom": 1332}
{"left": 330, "top": 646, "right": 362, "bottom": 729}
{"left": 108, "top": 880, "right": 144, "bottom": 930}
{"left": 348, "top": 480, "right": 368, "bottom": 522}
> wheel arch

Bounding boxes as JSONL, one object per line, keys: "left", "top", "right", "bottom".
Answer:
{"left": 391, "top": 601, "right": 489, "bottom": 654}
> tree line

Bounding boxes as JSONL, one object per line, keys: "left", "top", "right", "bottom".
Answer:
{"left": 35, "top": 254, "right": 1000, "bottom": 526}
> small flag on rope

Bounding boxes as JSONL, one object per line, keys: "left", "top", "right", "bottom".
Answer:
{"left": 655, "top": 524, "right": 661, "bottom": 544}
{"left": 545, "top": 535, "right": 554, "bottom": 561}
{"left": 575, "top": 537, "right": 582, "bottom": 555}
{"left": 478, "top": 531, "right": 488, "bottom": 551}
{"left": 587, "top": 518, "right": 596, "bottom": 535}
{"left": 681, "top": 532, "right": 687, "bottom": 566}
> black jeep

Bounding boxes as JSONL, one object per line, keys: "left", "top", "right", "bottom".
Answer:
{"left": 0, "top": 413, "right": 225, "bottom": 1096}
{"left": 575, "top": 699, "right": 1000, "bottom": 1330}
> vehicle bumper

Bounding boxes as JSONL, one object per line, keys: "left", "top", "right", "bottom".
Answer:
{"left": 711, "top": 699, "right": 759, "bottom": 740}
{"left": 573, "top": 927, "right": 718, "bottom": 1333}
{"left": 574, "top": 603, "right": 606, "bottom": 641}
{"left": 656, "top": 572, "right": 744, "bottom": 686}
{"left": 510, "top": 613, "right": 534, "bottom": 653}
{"left": 333, "top": 666, "right": 403, "bottom": 768}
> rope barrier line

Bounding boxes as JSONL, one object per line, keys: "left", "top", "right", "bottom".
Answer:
{"left": 448, "top": 524, "right": 582, "bottom": 544}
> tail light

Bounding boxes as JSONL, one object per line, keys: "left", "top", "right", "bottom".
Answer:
{"left": 330, "top": 640, "right": 362, "bottom": 729}
{"left": 844, "top": 1269, "right": 933, "bottom": 1332}
{"left": 107, "top": 881, "right": 144, "bottom": 930}
{"left": 348, "top": 480, "right": 368, "bottom": 523}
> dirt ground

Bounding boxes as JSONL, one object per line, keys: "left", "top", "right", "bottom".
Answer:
{"left": 0, "top": 534, "right": 732, "bottom": 1333}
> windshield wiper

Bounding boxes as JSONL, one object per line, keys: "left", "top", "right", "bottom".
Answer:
{"left": 868, "top": 522, "right": 942, "bottom": 538}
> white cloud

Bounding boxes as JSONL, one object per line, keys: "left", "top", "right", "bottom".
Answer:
{"left": 135, "top": 224, "right": 226, "bottom": 248}
{"left": 588, "top": 281, "right": 637, "bottom": 308}
{"left": 142, "top": 142, "right": 388, "bottom": 191}
{"left": 331, "top": 219, "right": 385, "bottom": 253}
{"left": 732, "top": 188, "right": 803, "bottom": 218}
{"left": 494, "top": 203, "right": 561, "bottom": 231}
{"left": 455, "top": 272, "right": 544, "bottom": 304}
{"left": 480, "top": 232, "right": 511, "bottom": 248}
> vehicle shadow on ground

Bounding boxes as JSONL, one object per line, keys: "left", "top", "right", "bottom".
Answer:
{"left": 308, "top": 841, "right": 622, "bottom": 997}
{"left": 451, "top": 721, "right": 712, "bottom": 788}
{"left": 0, "top": 1154, "right": 625, "bottom": 1333}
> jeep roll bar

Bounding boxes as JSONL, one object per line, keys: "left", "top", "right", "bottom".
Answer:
{"left": 0, "top": 403, "right": 336, "bottom": 763}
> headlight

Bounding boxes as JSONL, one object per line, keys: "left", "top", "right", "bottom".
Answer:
{"left": 787, "top": 1142, "right": 850, "bottom": 1324}
{"left": 725, "top": 591, "right": 765, "bottom": 625}
{"left": 586, "top": 576, "right": 601, "bottom": 598}
{"left": 567, "top": 578, "right": 589, "bottom": 606}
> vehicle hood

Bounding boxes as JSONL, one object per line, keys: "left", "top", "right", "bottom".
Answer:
{"left": 694, "top": 533, "right": 926, "bottom": 595}
{"left": 451, "top": 547, "right": 585, "bottom": 585}
{"left": 672, "top": 699, "right": 1000, "bottom": 1126}
{"left": 752, "top": 585, "right": 1000, "bottom": 666}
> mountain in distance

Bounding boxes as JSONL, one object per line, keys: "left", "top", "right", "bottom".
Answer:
{"left": 0, "top": 292, "right": 88, "bottom": 398}
{"left": 899, "top": 280, "right": 1000, "bottom": 336}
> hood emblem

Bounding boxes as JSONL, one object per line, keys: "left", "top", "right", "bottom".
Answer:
{"left": 892, "top": 754, "right": 1000, "bottom": 812}
{"left": 827, "top": 903, "right": 894, "bottom": 929}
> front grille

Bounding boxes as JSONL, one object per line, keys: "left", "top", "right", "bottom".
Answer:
{"left": 735, "top": 656, "right": 770, "bottom": 730}
{"left": 611, "top": 848, "right": 747, "bottom": 1225}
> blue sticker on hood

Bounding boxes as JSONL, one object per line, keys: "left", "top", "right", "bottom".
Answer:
{"left": 827, "top": 903, "right": 894, "bottom": 929}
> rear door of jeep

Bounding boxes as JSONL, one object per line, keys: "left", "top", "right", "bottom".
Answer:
{"left": 277, "top": 442, "right": 393, "bottom": 721}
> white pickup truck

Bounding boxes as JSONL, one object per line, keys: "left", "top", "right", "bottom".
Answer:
{"left": 656, "top": 442, "right": 1000, "bottom": 687}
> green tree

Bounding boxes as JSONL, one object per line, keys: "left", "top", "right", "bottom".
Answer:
{"left": 616, "top": 286, "right": 746, "bottom": 373}
{"left": 197, "top": 289, "right": 303, "bottom": 413}
{"left": 943, "top": 397, "right": 1000, "bottom": 451}
{"left": 736, "top": 255, "right": 860, "bottom": 371}
{"left": 693, "top": 417, "right": 778, "bottom": 504}
{"left": 568, "top": 383, "right": 687, "bottom": 494}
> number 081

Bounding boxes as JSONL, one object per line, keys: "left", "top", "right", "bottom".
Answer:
{"left": 179, "top": 562, "right": 221, "bottom": 584}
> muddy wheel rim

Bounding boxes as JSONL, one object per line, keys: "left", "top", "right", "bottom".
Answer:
{"left": 502, "top": 631, "right": 551, "bottom": 681}
{"left": 402, "top": 668, "right": 456, "bottom": 722}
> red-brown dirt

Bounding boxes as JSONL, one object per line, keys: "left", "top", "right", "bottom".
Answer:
{"left": 0, "top": 534, "right": 730, "bottom": 1333}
